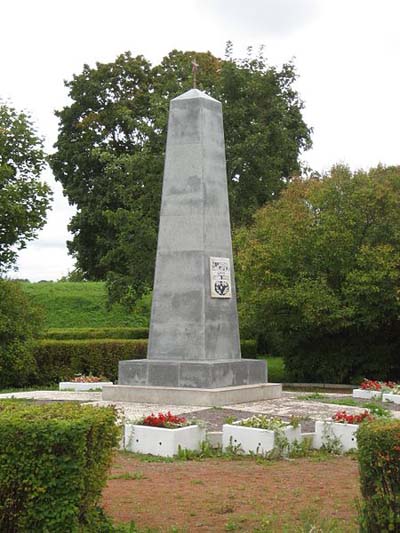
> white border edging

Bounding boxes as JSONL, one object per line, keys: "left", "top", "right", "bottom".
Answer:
{"left": 59, "top": 381, "right": 113, "bottom": 391}
{"left": 352, "top": 388, "right": 382, "bottom": 400}
{"left": 124, "top": 424, "right": 206, "bottom": 457}
{"left": 314, "top": 421, "right": 358, "bottom": 452}
{"left": 222, "top": 422, "right": 301, "bottom": 455}
{"left": 383, "top": 392, "right": 400, "bottom": 404}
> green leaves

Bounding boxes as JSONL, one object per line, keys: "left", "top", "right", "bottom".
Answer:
{"left": 0, "top": 280, "right": 43, "bottom": 388}
{"left": 0, "top": 102, "right": 52, "bottom": 272}
{"left": 235, "top": 165, "right": 400, "bottom": 382}
{"left": 51, "top": 46, "right": 311, "bottom": 304}
{"left": 0, "top": 401, "right": 119, "bottom": 531}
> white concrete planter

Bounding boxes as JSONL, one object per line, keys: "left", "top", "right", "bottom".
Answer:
{"left": 124, "top": 424, "right": 206, "bottom": 457}
{"left": 314, "top": 421, "right": 358, "bottom": 452}
{"left": 383, "top": 392, "right": 400, "bottom": 404}
{"left": 222, "top": 422, "right": 301, "bottom": 455}
{"left": 352, "top": 388, "right": 382, "bottom": 400}
{"left": 59, "top": 381, "right": 113, "bottom": 391}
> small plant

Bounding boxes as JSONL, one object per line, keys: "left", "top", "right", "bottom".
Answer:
{"left": 109, "top": 471, "right": 145, "bottom": 480}
{"left": 137, "top": 411, "right": 189, "bottom": 429}
{"left": 364, "top": 402, "right": 392, "bottom": 419}
{"left": 71, "top": 374, "right": 109, "bottom": 383}
{"left": 288, "top": 437, "right": 312, "bottom": 458}
{"left": 303, "top": 392, "right": 326, "bottom": 401}
{"left": 238, "top": 415, "right": 291, "bottom": 431}
{"left": 320, "top": 426, "right": 343, "bottom": 455}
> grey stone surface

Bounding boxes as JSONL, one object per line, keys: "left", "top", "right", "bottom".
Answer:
{"left": 119, "top": 359, "right": 267, "bottom": 388}
{"left": 102, "top": 383, "right": 282, "bottom": 406}
{"left": 116, "top": 88, "right": 268, "bottom": 393}
{"left": 148, "top": 89, "right": 240, "bottom": 363}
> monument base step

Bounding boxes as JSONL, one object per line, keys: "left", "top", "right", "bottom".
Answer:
{"left": 118, "top": 358, "right": 267, "bottom": 389}
{"left": 102, "top": 383, "right": 282, "bottom": 406}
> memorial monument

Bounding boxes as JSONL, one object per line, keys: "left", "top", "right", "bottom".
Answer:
{"left": 103, "top": 82, "right": 281, "bottom": 405}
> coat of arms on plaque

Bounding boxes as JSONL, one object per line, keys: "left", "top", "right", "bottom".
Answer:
{"left": 210, "top": 257, "right": 232, "bottom": 298}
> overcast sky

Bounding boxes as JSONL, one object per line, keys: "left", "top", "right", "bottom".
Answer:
{"left": 3, "top": 0, "right": 400, "bottom": 281}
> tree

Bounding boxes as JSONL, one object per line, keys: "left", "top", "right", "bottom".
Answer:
{"left": 50, "top": 45, "right": 312, "bottom": 304}
{"left": 0, "top": 280, "right": 43, "bottom": 387}
{"left": 0, "top": 102, "right": 52, "bottom": 272}
{"left": 235, "top": 165, "right": 400, "bottom": 383}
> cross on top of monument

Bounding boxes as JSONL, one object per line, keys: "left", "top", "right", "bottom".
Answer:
{"left": 191, "top": 59, "right": 199, "bottom": 89}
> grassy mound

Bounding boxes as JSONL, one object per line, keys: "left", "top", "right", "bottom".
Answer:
{"left": 21, "top": 281, "right": 150, "bottom": 329}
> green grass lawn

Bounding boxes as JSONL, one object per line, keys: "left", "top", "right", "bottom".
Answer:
{"left": 265, "top": 356, "right": 286, "bottom": 383}
{"left": 21, "top": 281, "right": 150, "bottom": 329}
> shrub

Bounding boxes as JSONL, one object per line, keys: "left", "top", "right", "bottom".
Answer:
{"left": 33, "top": 339, "right": 147, "bottom": 384}
{"left": 43, "top": 326, "right": 149, "bottom": 340}
{"left": 357, "top": 419, "right": 400, "bottom": 531}
{"left": 235, "top": 165, "right": 400, "bottom": 384}
{"left": 282, "top": 326, "right": 400, "bottom": 384}
{"left": 0, "top": 280, "right": 43, "bottom": 388}
{"left": 0, "top": 400, "right": 119, "bottom": 532}
{"left": 240, "top": 339, "right": 257, "bottom": 358}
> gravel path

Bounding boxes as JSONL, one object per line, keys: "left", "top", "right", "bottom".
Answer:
{"left": 2, "top": 389, "right": 398, "bottom": 432}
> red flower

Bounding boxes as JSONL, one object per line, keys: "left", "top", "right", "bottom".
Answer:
{"left": 360, "top": 379, "right": 381, "bottom": 391}
{"left": 332, "top": 410, "right": 373, "bottom": 424}
{"left": 141, "top": 411, "right": 187, "bottom": 428}
{"left": 360, "top": 379, "right": 397, "bottom": 391}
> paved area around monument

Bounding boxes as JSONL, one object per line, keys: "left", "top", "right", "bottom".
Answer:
{"left": 1, "top": 389, "right": 399, "bottom": 426}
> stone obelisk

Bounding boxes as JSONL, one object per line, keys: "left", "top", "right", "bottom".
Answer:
{"left": 103, "top": 89, "right": 281, "bottom": 405}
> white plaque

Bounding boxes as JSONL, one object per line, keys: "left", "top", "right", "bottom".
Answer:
{"left": 210, "top": 257, "right": 232, "bottom": 298}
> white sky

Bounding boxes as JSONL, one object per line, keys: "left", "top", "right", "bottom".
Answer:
{"left": 3, "top": 0, "right": 400, "bottom": 281}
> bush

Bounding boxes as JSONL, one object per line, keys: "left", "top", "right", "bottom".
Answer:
{"left": 357, "top": 419, "right": 400, "bottom": 531}
{"left": 43, "top": 326, "right": 149, "bottom": 340}
{"left": 235, "top": 165, "right": 400, "bottom": 384}
{"left": 33, "top": 339, "right": 147, "bottom": 384}
{"left": 283, "top": 326, "right": 400, "bottom": 384}
{"left": 0, "top": 280, "right": 43, "bottom": 388}
{"left": 0, "top": 400, "right": 119, "bottom": 532}
{"left": 240, "top": 339, "right": 257, "bottom": 358}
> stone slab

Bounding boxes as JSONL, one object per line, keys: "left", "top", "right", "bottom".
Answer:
{"left": 102, "top": 383, "right": 282, "bottom": 407}
{"left": 118, "top": 359, "right": 267, "bottom": 388}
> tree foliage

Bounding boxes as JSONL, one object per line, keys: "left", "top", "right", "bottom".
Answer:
{"left": 0, "top": 280, "right": 43, "bottom": 387}
{"left": 235, "top": 165, "right": 400, "bottom": 382}
{"left": 0, "top": 102, "right": 52, "bottom": 272}
{"left": 50, "top": 45, "right": 312, "bottom": 303}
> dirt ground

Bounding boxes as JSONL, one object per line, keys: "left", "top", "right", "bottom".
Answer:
{"left": 102, "top": 452, "right": 360, "bottom": 532}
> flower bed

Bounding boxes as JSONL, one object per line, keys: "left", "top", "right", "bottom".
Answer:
{"left": 59, "top": 375, "right": 113, "bottom": 391}
{"left": 314, "top": 410, "right": 373, "bottom": 452}
{"left": 124, "top": 412, "right": 205, "bottom": 457}
{"left": 222, "top": 415, "right": 301, "bottom": 455}
{"left": 352, "top": 379, "right": 397, "bottom": 400}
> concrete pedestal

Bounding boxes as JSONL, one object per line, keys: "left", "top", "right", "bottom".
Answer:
{"left": 118, "top": 358, "right": 267, "bottom": 388}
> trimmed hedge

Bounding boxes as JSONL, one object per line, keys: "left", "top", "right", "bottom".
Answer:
{"left": 29, "top": 337, "right": 258, "bottom": 386}
{"left": 357, "top": 419, "right": 400, "bottom": 531}
{"left": 43, "top": 326, "right": 149, "bottom": 340}
{"left": 33, "top": 339, "right": 147, "bottom": 384}
{"left": 0, "top": 401, "right": 119, "bottom": 532}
